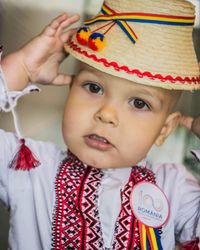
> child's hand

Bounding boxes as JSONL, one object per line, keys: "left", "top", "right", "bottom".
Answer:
{"left": 180, "top": 116, "right": 200, "bottom": 139}
{"left": 20, "top": 13, "right": 80, "bottom": 85}
{"left": 2, "top": 13, "right": 80, "bottom": 90}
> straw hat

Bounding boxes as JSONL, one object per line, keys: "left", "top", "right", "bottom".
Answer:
{"left": 65, "top": 0, "right": 200, "bottom": 91}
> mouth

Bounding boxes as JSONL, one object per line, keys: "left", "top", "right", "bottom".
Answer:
{"left": 84, "top": 134, "right": 114, "bottom": 151}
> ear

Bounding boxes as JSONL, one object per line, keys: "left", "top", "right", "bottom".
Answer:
{"left": 155, "top": 112, "right": 181, "bottom": 147}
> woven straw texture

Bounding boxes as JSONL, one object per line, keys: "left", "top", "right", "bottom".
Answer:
{"left": 65, "top": 0, "right": 200, "bottom": 90}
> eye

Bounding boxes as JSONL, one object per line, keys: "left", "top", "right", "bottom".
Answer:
{"left": 129, "top": 98, "right": 150, "bottom": 111}
{"left": 83, "top": 82, "right": 104, "bottom": 95}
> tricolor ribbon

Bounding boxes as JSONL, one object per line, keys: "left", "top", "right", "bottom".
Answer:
{"left": 84, "top": 3, "right": 195, "bottom": 44}
{"left": 139, "top": 222, "right": 163, "bottom": 250}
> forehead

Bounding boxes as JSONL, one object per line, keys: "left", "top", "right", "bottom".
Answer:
{"left": 78, "top": 63, "right": 172, "bottom": 98}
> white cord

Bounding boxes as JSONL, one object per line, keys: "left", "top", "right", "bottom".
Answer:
{"left": 10, "top": 108, "right": 22, "bottom": 139}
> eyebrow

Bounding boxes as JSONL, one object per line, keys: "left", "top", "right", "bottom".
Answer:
{"left": 76, "top": 68, "right": 104, "bottom": 86}
{"left": 78, "top": 67, "right": 164, "bottom": 107}
{"left": 132, "top": 88, "right": 157, "bottom": 99}
{"left": 78, "top": 67, "right": 101, "bottom": 78}
{"left": 131, "top": 87, "right": 164, "bottom": 108}
{"left": 136, "top": 90, "right": 164, "bottom": 107}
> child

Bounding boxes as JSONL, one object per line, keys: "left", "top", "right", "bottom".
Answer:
{"left": 1, "top": 1, "right": 200, "bottom": 250}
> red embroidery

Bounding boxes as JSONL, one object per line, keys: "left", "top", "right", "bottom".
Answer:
{"left": 180, "top": 238, "right": 200, "bottom": 250}
{"left": 67, "top": 39, "right": 200, "bottom": 85}
{"left": 52, "top": 154, "right": 104, "bottom": 250}
{"left": 112, "top": 167, "right": 156, "bottom": 249}
{"left": 51, "top": 152, "right": 161, "bottom": 249}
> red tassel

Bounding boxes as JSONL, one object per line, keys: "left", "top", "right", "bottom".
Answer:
{"left": 10, "top": 139, "right": 40, "bottom": 171}
{"left": 180, "top": 238, "right": 200, "bottom": 250}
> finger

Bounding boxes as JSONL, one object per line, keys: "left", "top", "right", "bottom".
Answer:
{"left": 42, "top": 13, "right": 69, "bottom": 37}
{"left": 43, "top": 25, "right": 56, "bottom": 37}
{"left": 52, "top": 74, "right": 73, "bottom": 85}
{"left": 179, "top": 116, "right": 194, "bottom": 130}
{"left": 57, "top": 14, "right": 80, "bottom": 34}
{"left": 50, "top": 13, "right": 68, "bottom": 29}
{"left": 60, "top": 28, "right": 78, "bottom": 43}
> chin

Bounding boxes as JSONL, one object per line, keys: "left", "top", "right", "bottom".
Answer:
{"left": 79, "top": 153, "right": 105, "bottom": 168}
{"left": 66, "top": 140, "right": 125, "bottom": 168}
{"left": 70, "top": 148, "right": 112, "bottom": 169}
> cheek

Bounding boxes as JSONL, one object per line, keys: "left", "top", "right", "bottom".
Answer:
{"left": 62, "top": 99, "right": 79, "bottom": 142}
{"left": 62, "top": 97, "right": 91, "bottom": 142}
{"left": 119, "top": 116, "right": 164, "bottom": 159}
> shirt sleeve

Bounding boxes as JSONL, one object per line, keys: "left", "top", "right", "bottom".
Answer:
{"left": 0, "top": 52, "right": 40, "bottom": 205}
{"left": 0, "top": 129, "right": 19, "bottom": 206}
{"left": 152, "top": 161, "right": 200, "bottom": 246}
{"left": 174, "top": 167, "right": 200, "bottom": 243}
{"left": 0, "top": 128, "right": 65, "bottom": 209}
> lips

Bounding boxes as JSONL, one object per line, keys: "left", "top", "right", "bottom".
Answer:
{"left": 84, "top": 134, "right": 113, "bottom": 151}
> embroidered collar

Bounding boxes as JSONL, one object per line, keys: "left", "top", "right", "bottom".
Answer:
{"left": 51, "top": 151, "right": 162, "bottom": 250}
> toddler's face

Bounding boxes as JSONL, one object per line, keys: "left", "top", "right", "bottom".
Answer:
{"left": 62, "top": 63, "right": 180, "bottom": 168}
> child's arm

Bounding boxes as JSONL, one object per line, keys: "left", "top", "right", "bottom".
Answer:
{"left": 1, "top": 13, "right": 80, "bottom": 91}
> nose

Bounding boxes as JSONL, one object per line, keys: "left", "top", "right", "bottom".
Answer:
{"left": 94, "top": 104, "right": 119, "bottom": 127}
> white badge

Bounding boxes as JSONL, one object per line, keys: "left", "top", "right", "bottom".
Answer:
{"left": 130, "top": 182, "right": 170, "bottom": 228}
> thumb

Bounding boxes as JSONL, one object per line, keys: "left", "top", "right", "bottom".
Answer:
{"left": 180, "top": 116, "right": 200, "bottom": 139}
{"left": 179, "top": 116, "right": 194, "bottom": 130}
{"left": 191, "top": 116, "right": 200, "bottom": 139}
{"left": 52, "top": 73, "right": 73, "bottom": 85}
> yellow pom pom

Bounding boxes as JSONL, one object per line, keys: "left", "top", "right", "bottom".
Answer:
{"left": 76, "top": 27, "right": 91, "bottom": 46}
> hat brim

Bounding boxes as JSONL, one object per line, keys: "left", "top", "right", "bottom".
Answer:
{"left": 65, "top": 39, "right": 200, "bottom": 91}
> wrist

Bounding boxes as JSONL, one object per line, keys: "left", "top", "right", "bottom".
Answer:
{"left": 1, "top": 50, "right": 29, "bottom": 91}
